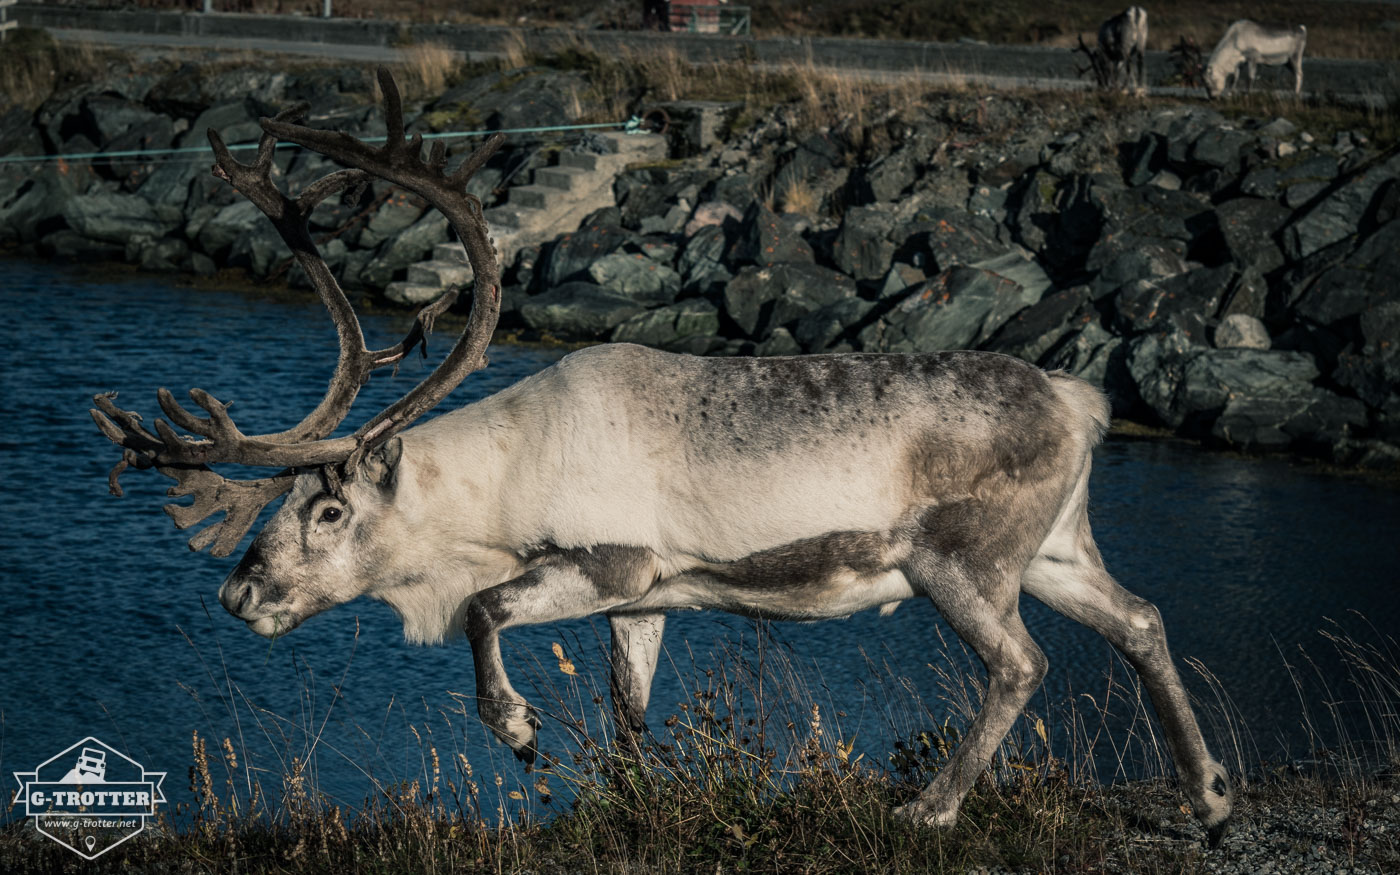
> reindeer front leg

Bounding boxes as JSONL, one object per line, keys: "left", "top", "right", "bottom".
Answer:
{"left": 464, "top": 547, "right": 659, "bottom": 762}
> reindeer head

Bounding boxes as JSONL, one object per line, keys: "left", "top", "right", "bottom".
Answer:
{"left": 92, "top": 69, "right": 504, "bottom": 638}
{"left": 1203, "top": 60, "right": 1229, "bottom": 99}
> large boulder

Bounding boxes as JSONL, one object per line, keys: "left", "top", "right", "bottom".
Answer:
{"left": 677, "top": 224, "right": 731, "bottom": 295}
{"left": 1213, "top": 197, "right": 1289, "bottom": 275}
{"left": 1042, "top": 319, "right": 1130, "bottom": 408}
{"left": 611, "top": 298, "right": 722, "bottom": 354}
{"left": 1282, "top": 153, "right": 1400, "bottom": 261}
{"left": 793, "top": 297, "right": 877, "bottom": 353}
{"left": 360, "top": 212, "right": 450, "bottom": 289}
{"left": 521, "top": 282, "right": 646, "bottom": 339}
{"left": 896, "top": 208, "right": 1009, "bottom": 275}
{"left": 832, "top": 205, "right": 898, "bottom": 281}
{"left": 61, "top": 192, "right": 179, "bottom": 244}
{"left": 1126, "top": 332, "right": 1362, "bottom": 451}
{"left": 0, "top": 169, "right": 83, "bottom": 244}
{"left": 725, "top": 202, "right": 814, "bottom": 269}
{"left": 1112, "top": 264, "right": 1232, "bottom": 341}
{"left": 536, "top": 221, "right": 636, "bottom": 289}
{"left": 858, "top": 266, "right": 1037, "bottom": 354}
{"left": 1293, "top": 219, "right": 1400, "bottom": 334}
{"left": 984, "top": 286, "right": 1094, "bottom": 364}
{"left": 587, "top": 251, "right": 682, "bottom": 306}
{"left": 721, "top": 262, "right": 858, "bottom": 340}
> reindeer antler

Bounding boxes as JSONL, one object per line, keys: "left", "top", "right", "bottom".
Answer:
{"left": 92, "top": 68, "right": 505, "bottom": 556}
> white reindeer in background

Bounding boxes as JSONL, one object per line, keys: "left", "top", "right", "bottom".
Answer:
{"left": 1099, "top": 7, "right": 1149, "bottom": 91}
{"left": 93, "top": 68, "right": 1236, "bottom": 847}
{"left": 1204, "top": 19, "right": 1307, "bottom": 98}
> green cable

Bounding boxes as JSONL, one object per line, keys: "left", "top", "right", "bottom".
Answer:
{"left": 0, "top": 118, "right": 642, "bottom": 165}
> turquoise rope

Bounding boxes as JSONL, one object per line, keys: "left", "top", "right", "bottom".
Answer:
{"left": 0, "top": 118, "right": 642, "bottom": 165}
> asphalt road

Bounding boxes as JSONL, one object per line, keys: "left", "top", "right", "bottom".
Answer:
{"left": 23, "top": 7, "right": 1398, "bottom": 108}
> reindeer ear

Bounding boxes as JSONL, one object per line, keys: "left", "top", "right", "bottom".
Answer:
{"left": 361, "top": 437, "right": 403, "bottom": 490}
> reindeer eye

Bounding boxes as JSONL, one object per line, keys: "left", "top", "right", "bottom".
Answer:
{"left": 320, "top": 507, "right": 343, "bottom": 523}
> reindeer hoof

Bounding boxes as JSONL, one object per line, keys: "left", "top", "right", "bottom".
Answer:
{"left": 893, "top": 798, "right": 958, "bottom": 829}
{"left": 1207, "top": 818, "right": 1230, "bottom": 849}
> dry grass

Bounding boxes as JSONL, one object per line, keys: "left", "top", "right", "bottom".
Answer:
{"left": 3, "top": 617, "right": 1400, "bottom": 872}
{"left": 0, "top": 29, "right": 107, "bottom": 112}
{"left": 396, "top": 40, "right": 463, "bottom": 100}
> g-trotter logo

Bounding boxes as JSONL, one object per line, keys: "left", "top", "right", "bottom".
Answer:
{"left": 13, "top": 736, "right": 167, "bottom": 860}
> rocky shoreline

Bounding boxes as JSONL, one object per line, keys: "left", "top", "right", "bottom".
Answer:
{"left": 1, "top": 56, "right": 1397, "bottom": 469}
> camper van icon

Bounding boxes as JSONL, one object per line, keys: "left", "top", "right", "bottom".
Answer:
{"left": 60, "top": 748, "right": 107, "bottom": 783}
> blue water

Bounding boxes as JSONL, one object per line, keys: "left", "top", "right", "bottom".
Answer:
{"left": 2, "top": 259, "right": 1398, "bottom": 824}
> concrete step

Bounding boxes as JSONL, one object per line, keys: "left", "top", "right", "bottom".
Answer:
{"left": 510, "top": 184, "right": 557, "bottom": 211}
{"left": 407, "top": 260, "right": 473, "bottom": 287}
{"left": 557, "top": 150, "right": 599, "bottom": 172}
{"left": 604, "top": 132, "right": 669, "bottom": 163}
{"left": 534, "top": 165, "right": 590, "bottom": 191}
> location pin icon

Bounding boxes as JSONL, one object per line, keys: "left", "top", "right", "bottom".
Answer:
{"left": 85, "top": 836, "right": 97, "bottom": 852}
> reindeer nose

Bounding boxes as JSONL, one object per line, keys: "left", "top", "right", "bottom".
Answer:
{"left": 219, "top": 577, "right": 255, "bottom": 617}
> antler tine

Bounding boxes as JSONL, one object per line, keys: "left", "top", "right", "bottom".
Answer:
{"left": 95, "top": 68, "right": 504, "bottom": 553}
{"left": 258, "top": 67, "right": 507, "bottom": 468}
{"left": 163, "top": 466, "right": 297, "bottom": 556}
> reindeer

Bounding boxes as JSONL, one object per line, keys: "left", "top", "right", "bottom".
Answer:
{"left": 1204, "top": 20, "right": 1307, "bottom": 98}
{"left": 93, "top": 69, "right": 1234, "bottom": 845}
{"left": 1099, "top": 7, "right": 1149, "bottom": 91}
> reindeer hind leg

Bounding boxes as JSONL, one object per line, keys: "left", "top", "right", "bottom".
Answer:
{"left": 1021, "top": 515, "right": 1233, "bottom": 845}
{"left": 894, "top": 548, "right": 1047, "bottom": 828}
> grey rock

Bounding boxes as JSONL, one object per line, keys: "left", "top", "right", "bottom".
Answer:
{"left": 1215, "top": 313, "right": 1271, "bottom": 350}
{"left": 587, "top": 252, "right": 681, "bottom": 306}
{"left": 793, "top": 297, "right": 877, "bottom": 353}
{"left": 1114, "top": 264, "right": 1231, "bottom": 342}
{"left": 184, "top": 101, "right": 261, "bottom": 150}
{"left": 755, "top": 327, "right": 802, "bottom": 357}
{"left": 229, "top": 223, "right": 288, "bottom": 278}
{"left": 859, "top": 266, "right": 1036, "bottom": 354}
{"left": 1131, "top": 334, "right": 1321, "bottom": 431}
{"left": 1214, "top": 388, "right": 1368, "bottom": 451}
{"left": 1283, "top": 153, "right": 1400, "bottom": 261}
{"left": 726, "top": 202, "right": 814, "bottom": 269}
{"left": 1295, "top": 219, "right": 1400, "bottom": 331}
{"left": 537, "top": 221, "right": 636, "bottom": 289}
{"left": 521, "top": 282, "right": 646, "bottom": 338}
{"left": 985, "top": 286, "right": 1093, "bottom": 364}
{"left": 195, "top": 200, "right": 263, "bottom": 258}
{"left": 1043, "top": 319, "right": 1128, "bottom": 404}
{"left": 1191, "top": 128, "right": 1251, "bottom": 173}
{"left": 898, "top": 207, "right": 1009, "bottom": 275}
{"left": 78, "top": 94, "right": 164, "bottom": 146}
{"left": 360, "top": 212, "right": 450, "bottom": 289}
{"left": 0, "top": 169, "right": 82, "bottom": 244}
{"left": 974, "top": 251, "right": 1052, "bottom": 303}
{"left": 832, "top": 205, "right": 898, "bottom": 282}
{"left": 360, "top": 191, "right": 426, "bottom": 245}
{"left": 722, "top": 262, "right": 859, "bottom": 339}
{"left": 62, "top": 192, "right": 178, "bottom": 243}
{"left": 845, "top": 145, "right": 920, "bottom": 204}
{"left": 1214, "top": 197, "right": 1290, "bottom": 274}
{"left": 1088, "top": 236, "right": 1190, "bottom": 298}
{"left": 611, "top": 298, "right": 721, "bottom": 351}
{"left": 678, "top": 224, "right": 730, "bottom": 294}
